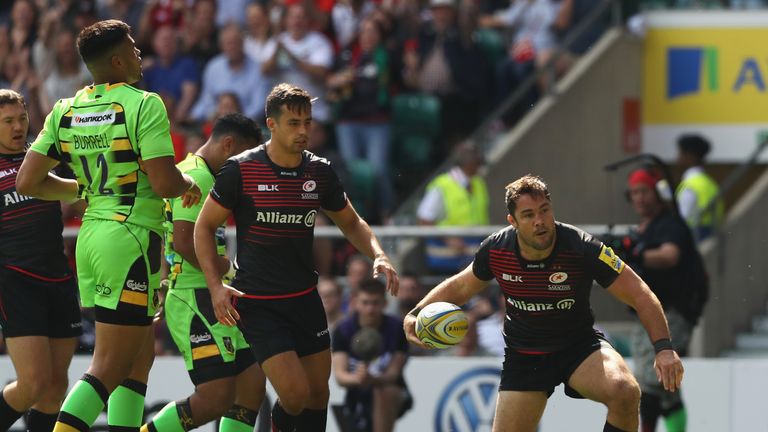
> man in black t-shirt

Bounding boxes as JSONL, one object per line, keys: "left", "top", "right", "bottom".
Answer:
{"left": 404, "top": 174, "right": 684, "bottom": 432}
{"left": 0, "top": 89, "right": 82, "bottom": 432}
{"left": 195, "top": 83, "right": 399, "bottom": 432}
{"left": 623, "top": 168, "right": 708, "bottom": 432}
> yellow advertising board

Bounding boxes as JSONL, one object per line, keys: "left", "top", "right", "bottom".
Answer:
{"left": 642, "top": 12, "right": 768, "bottom": 161}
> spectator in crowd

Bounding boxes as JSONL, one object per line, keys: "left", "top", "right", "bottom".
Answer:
{"left": 328, "top": 17, "right": 395, "bottom": 222}
{"left": 417, "top": 142, "right": 489, "bottom": 274}
{"left": 135, "top": 0, "right": 186, "bottom": 50}
{"left": 190, "top": 22, "right": 269, "bottom": 123}
{"left": 402, "top": 0, "right": 491, "bottom": 150}
{"left": 0, "top": 25, "right": 42, "bottom": 134}
{"left": 9, "top": 0, "right": 37, "bottom": 51}
{"left": 344, "top": 254, "right": 374, "bottom": 309}
{"left": 143, "top": 25, "right": 200, "bottom": 124}
{"left": 479, "top": 0, "right": 561, "bottom": 114}
{"left": 318, "top": 276, "right": 346, "bottom": 330}
{"left": 552, "top": 0, "right": 607, "bottom": 56}
{"left": 332, "top": 0, "right": 376, "bottom": 49}
{"left": 244, "top": 3, "right": 276, "bottom": 65}
{"left": 180, "top": 0, "right": 219, "bottom": 65}
{"left": 215, "top": 0, "right": 253, "bottom": 28}
{"left": 262, "top": 3, "right": 334, "bottom": 123}
{"left": 38, "top": 28, "right": 91, "bottom": 113}
{"left": 395, "top": 274, "right": 428, "bottom": 319}
{"left": 96, "top": 0, "right": 145, "bottom": 32}
{"left": 623, "top": 167, "right": 709, "bottom": 432}
{"left": 333, "top": 279, "right": 410, "bottom": 432}
{"left": 675, "top": 134, "right": 723, "bottom": 241}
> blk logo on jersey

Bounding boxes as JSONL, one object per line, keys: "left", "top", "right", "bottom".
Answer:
{"left": 258, "top": 184, "right": 279, "bottom": 192}
{"left": 72, "top": 110, "right": 116, "bottom": 127}
{"left": 502, "top": 273, "right": 523, "bottom": 283}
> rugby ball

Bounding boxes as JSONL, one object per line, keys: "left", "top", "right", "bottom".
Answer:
{"left": 415, "top": 302, "right": 469, "bottom": 349}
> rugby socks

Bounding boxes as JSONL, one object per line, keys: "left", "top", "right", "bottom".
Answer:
{"left": 108, "top": 379, "right": 148, "bottom": 432}
{"left": 219, "top": 405, "right": 258, "bottom": 432}
{"left": 27, "top": 409, "right": 59, "bottom": 432}
{"left": 55, "top": 374, "right": 108, "bottom": 431}
{"left": 0, "top": 389, "right": 24, "bottom": 431}
{"left": 271, "top": 401, "right": 297, "bottom": 432}
{"left": 296, "top": 408, "right": 327, "bottom": 432}
{"left": 603, "top": 422, "right": 630, "bottom": 432}
{"left": 639, "top": 393, "right": 661, "bottom": 432}
{"left": 663, "top": 406, "right": 687, "bottom": 432}
{"left": 141, "top": 398, "right": 195, "bottom": 432}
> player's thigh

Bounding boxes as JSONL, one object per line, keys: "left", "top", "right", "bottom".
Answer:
{"left": 47, "top": 337, "right": 78, "bottom": 379}
{"left": 492, "top": 391, "right": 547, "bottom": 432}
{"left": 5, "top": 336, "right": 54, "bottom": 384}
{"left": 166, "top": 289, "right": 255, "bottom": 386}
{"left": 299, "top": 348, "right": 331, "bottom": 403}
{"left": 261, "top": 350, "right": 309, "bottom": 401}
{"left": 77, "top": 221, "right": 161, "bottom": 324}
{"left": 234, "top": 362, "right": 267, "bottom": 409}
{"left": 566, "top": 346, "right": 638, "bottom": 405}
{"left": 90, "top": 321, "right": 154, "bottom": 389}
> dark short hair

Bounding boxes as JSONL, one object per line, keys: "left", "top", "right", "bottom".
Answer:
{"left": 677, "top": 134, "right": 711, "bottom": 160}
{"left": 211, "top": 113, "right": 264, "bottom": 146}
{"left": 265, "top": 83, "right": 312, "bottom": 120}
{"left": 0, "top": 89, "right": 26, "bottom": 109}
{"left": 77, "top": 19, "right": 131, "bottom": 65}
{"left": 505, "top": 174, "right": 551, "bottom": 216}
{"left": 358, "top": 278, "right": 386, "bottom": 297}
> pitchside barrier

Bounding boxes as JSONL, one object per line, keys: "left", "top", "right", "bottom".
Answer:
{"left": 3, "top": 356, "right": 766, "bottom": 431}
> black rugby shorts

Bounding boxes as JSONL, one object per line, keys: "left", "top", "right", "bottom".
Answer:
{"left": 0, "top": 266, "right": 82, "bottom": 338}
{"left": 235, "top": 286, "right": 330, "bottom": 364}
{"left": 499, "top": 330, "right": 613, "bottom": 398}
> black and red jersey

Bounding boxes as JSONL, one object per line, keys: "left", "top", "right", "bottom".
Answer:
{"left": 0, "top": 152, "right": 72, "bottom": 280}
{"left": 473, "top": 222, "right": 624, "bottom": 353}
{"left": 210, "top": 145, "right": 347, "bottom": 297}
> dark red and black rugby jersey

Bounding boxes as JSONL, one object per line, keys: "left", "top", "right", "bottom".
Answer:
{"left": 0, "top": 152, "right": 72, "bottom": 280}
{"left": 210, "top": 145, "right": 347, "bottom": 297}
{"left": 473, "top": 222, "right": 624, "bottom": 353}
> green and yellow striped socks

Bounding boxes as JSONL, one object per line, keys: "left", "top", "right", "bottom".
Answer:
{"left": 108, "top": 379, "right": 148, "bottom": 432}
{"left": 219, "top": 405, "right": 258, "bottom": 432}
{"left": 54, "top": 374, "right": 108, "bottom": 432}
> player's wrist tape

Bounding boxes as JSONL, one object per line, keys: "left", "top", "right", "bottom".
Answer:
{"left": 408, "top": 306, "right": 422, "bottom": 318}
{"left": 653, "top": 338, "right": 674, "bottom": 354}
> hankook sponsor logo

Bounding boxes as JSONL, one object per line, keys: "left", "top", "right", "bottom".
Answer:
{"left": 72, "top": 110, "right": 116, "bottom": 127}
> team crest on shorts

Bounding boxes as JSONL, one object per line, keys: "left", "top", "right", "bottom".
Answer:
{"left": 223, "top": 336, "right": 235, "bottom": 354}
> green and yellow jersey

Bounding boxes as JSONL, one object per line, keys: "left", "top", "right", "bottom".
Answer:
{"left": 30, "top": 82, "right": 176, "bottom": 233}
{"left": 164, "top": 154, "right": 227, "bottom": 289}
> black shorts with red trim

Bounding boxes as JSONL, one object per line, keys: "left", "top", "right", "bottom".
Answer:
{"left": 499, "top": 329, "right": 613, "bottom": 398}
{"left": 0, "top": 266, "right": 83, "bottom": 338}
{"left": 234, "top": 286, "right": 330, "bottom": 364}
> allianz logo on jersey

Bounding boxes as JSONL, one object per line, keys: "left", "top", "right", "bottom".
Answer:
{"left": 507, "top": 297, "right": 575, "bottom": 312}
{"left": 72, "top": 110, "right": 117, "bottom": 127}
{"left": 256, "top": 209, "right": 317, "bottom": 227}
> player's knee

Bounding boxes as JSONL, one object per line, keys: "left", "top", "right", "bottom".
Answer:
{"left": 373, "top": 384, "right": 400, "bottom": 403}
{"left": 307, "top": 384, "right": 330, "bottom": 407}
{"left": 46, "top": 372, "right": 70, "bottom": 401}
{"left": 16, "top": 373, "right": 52, "bottom": 403}
{"left": 279, "top": 382, "right": 311, "bottom": 414}
{"left": 608, "top": 377, "right": 641, "bottom": 412}
{"left": 196, "top": 381, "right": 237, "bottom": 416}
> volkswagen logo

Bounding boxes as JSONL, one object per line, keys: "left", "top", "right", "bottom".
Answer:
{"left": 435, "top": 367, "right": 501, "bottom": 432}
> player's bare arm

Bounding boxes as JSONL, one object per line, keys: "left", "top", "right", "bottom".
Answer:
{"left": 403, "top": 264, "right": 489, "bottom": 348}
{"left": 173, "top": 219, "right": 230, "bottom": 272}
{"left": 16, "top": 151, "right": 79, "bottom": 201}
{"left": 194, "top": 196, "right": 242, "bottom": 327}
{"left": 324, "top": 202, "right": 399, "bottom": 296}
{"left": 143, "top": 155, "right": 202, "bottom": 206}
{"left": 607, "top": 266, "right": 684, "bottom": 392}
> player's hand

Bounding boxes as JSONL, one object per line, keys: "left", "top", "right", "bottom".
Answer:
{"left": 373, "top": 254, "right": 399, "bottom": 296}
{"left": 153, "top": 278, "right": 170, "bottom": 323}
{"left": 403, "top": 313, "right": 430, "bottom": 349}
{"left": 354, "top": 363, "right": 372, "bottom": 387}
{"left": 181, "top": 183, "right": 202, "bottom": 208}
{"left": 654, "top": 349, "right": 684, "bottom": 392}
{"left": 210, "top": 283, "right": 244, "bottom": 327}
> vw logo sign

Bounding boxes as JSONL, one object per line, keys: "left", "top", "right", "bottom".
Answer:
{"left": 435, "top": 367, "right": 500, "bottom": 432}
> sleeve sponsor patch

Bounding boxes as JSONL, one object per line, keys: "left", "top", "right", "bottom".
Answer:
{"left": 598, "top": 245, "right": 625, "bottom": 274}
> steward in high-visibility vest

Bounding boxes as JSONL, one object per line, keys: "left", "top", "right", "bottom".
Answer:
{"left": 417, "top": 144, "right": 489, "bottom": 273}
{"left": 675, "top": 134, "right": 723, "bottom": 241}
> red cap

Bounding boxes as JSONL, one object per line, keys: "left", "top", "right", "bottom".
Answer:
{"left": 628, "top": 169, "right": 661, "bottom": 189}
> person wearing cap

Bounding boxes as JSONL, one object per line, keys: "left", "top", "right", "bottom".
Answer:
{"left": 624, "top": 167, "right": 709, "bottom": 432}
{"left": 417, "top": 142, "right": 489, "bottom": 274}
{"left": 675, "top": 134, "right": 723, "bottom": 241}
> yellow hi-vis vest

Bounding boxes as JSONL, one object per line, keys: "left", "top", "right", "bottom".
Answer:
{"left": 424, "top": 173, "right": 489, "bottom": 272}
{"left": 676, "top": 171, "right": 723, "bottom": 233}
